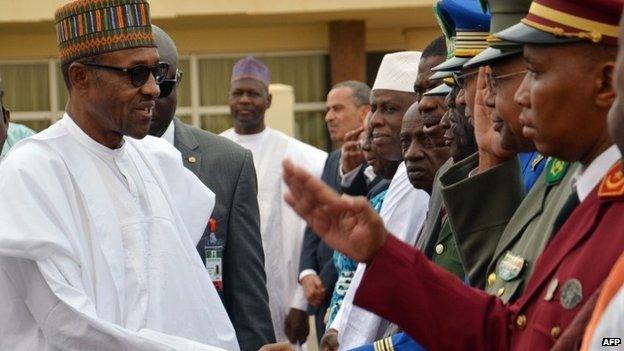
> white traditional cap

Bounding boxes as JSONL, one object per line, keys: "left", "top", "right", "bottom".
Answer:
{"left": 372, "top": 51, "right": 422, "bottom": 92}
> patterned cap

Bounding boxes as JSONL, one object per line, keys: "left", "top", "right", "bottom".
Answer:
{"left": 231, "top": 56, "right": 271, "bottom": 87}
{"left": 496, "top": 0, "right": 624, "bottom": 46}
{"left": 54, "top": 0, "right": 155, "bottom": 64}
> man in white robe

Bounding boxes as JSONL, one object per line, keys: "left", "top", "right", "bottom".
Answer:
{"left": 0, "top": 1, "right": 238, "bottom": 350}
{"left": 220, "top": 56, "right": 327, "bottom": 346}
{"left": 323, "top": 52, "right": 430, "bottom": 349}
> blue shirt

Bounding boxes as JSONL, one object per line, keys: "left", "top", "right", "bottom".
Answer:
{"left": 518, "top": 151, "right": 546, "bottom": 193}
{"left": 2, "top": 123, "right": 36, "bottom": 156}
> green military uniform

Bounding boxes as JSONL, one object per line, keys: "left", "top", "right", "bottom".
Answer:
{"left": 419, "top": 159, "right": 465, "bottom": 280}
{"left": 439, "top": 153, "right": 525, "bottom": 288}
{"left": 485, "top": 159, "right": 579, "bottom": 302}
{"left": 415, "top": 158, "right": 453, "bottom": 257}
{"left": 431, "top": 216, "right": 465, "bottom": 280}
{"left": 422, "top": 0, "right": 491, "bottom": 282}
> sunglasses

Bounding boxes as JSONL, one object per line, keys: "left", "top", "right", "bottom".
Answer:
{"left": 452, "top": 70, "right": 478, "bottom": 89}
{"left": 82, "top": 62, "right": 170, "bottom": 87}
{"left": 158, "top": 68, "right": 183, "bottom": 99}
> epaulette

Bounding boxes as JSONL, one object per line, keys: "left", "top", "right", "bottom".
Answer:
{"left": 598, "top": 160, "right": 624, "bottom": 200}
{"left": 545, "top": 158, "right": 570, "bottom": 186}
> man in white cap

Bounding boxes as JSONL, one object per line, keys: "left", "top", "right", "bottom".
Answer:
{"left": 321, "top": 51, "right": 430, "bottom": 350}
{"left": 220, "top": 57, "right": 327, "bottom": 347}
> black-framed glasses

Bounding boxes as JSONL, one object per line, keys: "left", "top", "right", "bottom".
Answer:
{"left": 82, "top": 62, "right": 170, "bottom": 87}
{"left": 158, "top": 68, "right": 183, "bottom": 99}
{"left": 452, "top": 70, "right": 478, "bottom": 89}
{"left": 486, "top": 70, "right": 528, "bottom": 92}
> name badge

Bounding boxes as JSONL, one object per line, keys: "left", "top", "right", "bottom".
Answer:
{"left": 497, "top": 251, "right": 526, "bottom": 281}
{"left": 204, "top": 218, "right": 223, "bottom": 291}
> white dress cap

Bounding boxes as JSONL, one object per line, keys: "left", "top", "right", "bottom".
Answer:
{"left": 372, "top": 51, "right": 422, "bottom": 93}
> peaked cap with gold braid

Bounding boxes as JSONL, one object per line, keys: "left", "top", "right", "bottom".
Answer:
{"left": 463, "top": 0, "right": 532, "bottom": 69}
{"left": 431, "top": 0, "right": 491, "bottom": 72}
{"left": 54, "top": 0, "right": 156, "bottom": 64}
{"left": 496, "top": 0, "right": 623, "bottom": 46}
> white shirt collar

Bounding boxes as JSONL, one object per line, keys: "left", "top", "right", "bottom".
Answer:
{"left": 161, "top": 120, "right": 175, "bottom": 145}
{"left": 62, "top": 113, "right": 124, "bottom": 160}
{"left": 575, "top": 144, "right": 621, "bottom": 201}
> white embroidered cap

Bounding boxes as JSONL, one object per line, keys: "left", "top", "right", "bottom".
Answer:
{"left": 372, "top": 51, "right": 422, "bottom": 92}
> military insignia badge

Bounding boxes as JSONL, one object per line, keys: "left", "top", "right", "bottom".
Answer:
{"left": 531, "top": 154, "right": 545, "bottom": 171}
{"left": 560, "top": 278, "right": 583, "bottom": 310}
{"left": 598, "top": 161, "right": 624, "bottom": 199}
{"left": 544, "top": 278, "right": 558, "bottom": 301}
{"left": 545, "top": 158, "right": 569, "bottom": 185}
{"left": 497, "top": 251, "right": 526, "bottom": 281}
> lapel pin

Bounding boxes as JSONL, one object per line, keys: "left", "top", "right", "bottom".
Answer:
{"left": 560, "top": 278, "right": 583, "bottom": 309}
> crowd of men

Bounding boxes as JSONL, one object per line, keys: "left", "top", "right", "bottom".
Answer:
{"left": 0, "top": 0, "right": 623, "bottom": 350}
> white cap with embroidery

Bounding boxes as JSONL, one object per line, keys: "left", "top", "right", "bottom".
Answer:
{"left": 372, "top": 51, "right": 422, "bottom": 92}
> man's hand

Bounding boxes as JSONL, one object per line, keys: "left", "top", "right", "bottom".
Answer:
{"left": 259, "top": 342, "right": 294, "bottom": 351}
{"left": 301, "top": 274, "right": 327, "bottom": 307}
{"left": 284, "top": 308, "right": 309, "bottom": 345}
{"left": 320, "top": 329, "right": 339, "bottom": 351}
{"left": 473, "top": 66, "right": 514, "bottom": 173}
{"left": 283, "top": 159, "right": 387, "bottom": 263}
{"left": 341, "top": 127, "right": 365, "bottom": 174}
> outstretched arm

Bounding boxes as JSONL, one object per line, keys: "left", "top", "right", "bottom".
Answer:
{"left": 283, "top": 159, "right": 386, "bottom": 263}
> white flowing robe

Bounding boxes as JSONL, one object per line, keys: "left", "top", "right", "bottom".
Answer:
{"left": 329, "top": 162, "right": 430, "bottom": 349}
{"left": 0, "top": 115, "right": 239, "bottom": 351}
{"left": 221, "top": 127, "right": 326, "bottom": 343}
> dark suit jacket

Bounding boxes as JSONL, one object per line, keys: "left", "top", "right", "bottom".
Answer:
{"left": 299, "top": 151, "right": 340, "bottom": 339}
{"left": 173, "top": 118, "right": 275, "bottom": 350}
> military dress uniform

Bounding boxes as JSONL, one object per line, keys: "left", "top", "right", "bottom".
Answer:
{"left": 439, "top": 153, "right": 525, "bottom": 288}
{"left": 351, "top": 1, "right": 624, "bottom": 350}
{"left": 485, "top": 159, "right": 580, "bottom": 303}
{"left": 426, "top": 0, "right": 492, "bottom": 283}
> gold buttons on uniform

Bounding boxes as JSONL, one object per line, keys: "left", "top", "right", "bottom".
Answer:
{"left": 435, "top": 244, "right": 444, "bottom": 255}
{"left": 188, "top": 156, "right": 197, "bottom": 163}
{"left": 551, "top": 326, "right": 561, "bottom": 338}
{"left": 488, "top": 273, "right": 496, "bottom": 286}
{"left": 516, "top": 314, "right": 527, "bottom": 329}
{"left": 497, "top": 287, "right": 505, "bottom": 297}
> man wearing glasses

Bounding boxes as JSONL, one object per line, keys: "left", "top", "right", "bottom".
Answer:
{"left": 445, "top": 0, "right": 581, "bottom": 305}
{"left": 0, "top": 0, "right": 240, "bottom": 349}
{"left": 148, "top": 25, "right": 275, "bottom": 351}
{"left": 281, "top": 0, "right": 624, "bottom": 349}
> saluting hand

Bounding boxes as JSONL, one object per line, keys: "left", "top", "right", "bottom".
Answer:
{"left": 283, "top": 159, "right": 387, "bottom": 263}
{"left": 340, "top": 127, "right": 365, "bottom": 174}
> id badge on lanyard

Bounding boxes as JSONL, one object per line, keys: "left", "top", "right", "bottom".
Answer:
{"left": 204, "top": 218, "right": 224, "bottom": 291}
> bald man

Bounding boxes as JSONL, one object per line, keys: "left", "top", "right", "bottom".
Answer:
{"left": 149, "top": 26, "right": 275, "bottom": 351}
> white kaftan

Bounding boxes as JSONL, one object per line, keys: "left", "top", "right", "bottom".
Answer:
{"left": 589, "top": 286, "right": 624, "bottom": 351}
{"left": 329, "top": 162, "right": 430, "bottom": 349}
{"left": 0, "top": 114, "right": 239, "bottom": 351}
{"left": 221, "top": 127, "right": 326, "bottom": 343}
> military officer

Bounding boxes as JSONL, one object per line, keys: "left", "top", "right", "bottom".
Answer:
{"left": 440, "top": 0, "right": 581, "bottom": 300}
{"left": 425, "top": 0, "right": 493, "bottom": 282}
{"left": 281, "top": 0, "right": 624, "bottom": 350}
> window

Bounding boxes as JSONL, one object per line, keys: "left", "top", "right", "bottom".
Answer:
{"left": 0, "top": 51, "right": 330, "bottom": 150}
